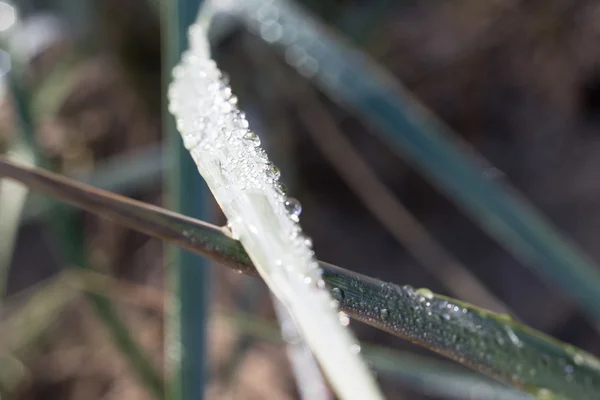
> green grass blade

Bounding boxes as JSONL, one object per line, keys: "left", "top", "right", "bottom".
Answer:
{"left": 0, "top": 158, "right": 251, "bottom": 272}
{"left": 229, "top": 0, "right": 600, "bottom": 323}
{"left": 323, "top": 266, "right": 600, "bottom": 399}
{"left": 88, "top": 292, "right": 165, "bottom": 397}
{"left": 0, "top": 67, "right": 39, "bottom": 301}
{"left": 163, "top": 0, "right": 209, "bottom": 398}
{"left": 3, "top": 159, "right": 599, "bottom": 398}
{"left": 0, "top": 140, "right": 34, "bottom": 300}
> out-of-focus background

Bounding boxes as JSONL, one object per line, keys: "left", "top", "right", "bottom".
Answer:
{"left": 1, "top": 0, "right": 600, "bottom": 398}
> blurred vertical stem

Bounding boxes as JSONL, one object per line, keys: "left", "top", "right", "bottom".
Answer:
{"left": 163, "top": 0, "right": 210, "bottom": 399}
{"left": 7, "top": 72, "right": 37, "bottom": 159}
{"left": 0, "top": 66, "right": 37, "bottom": 301}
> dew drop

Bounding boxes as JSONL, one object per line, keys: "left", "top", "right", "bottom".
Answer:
{"left": 417, "top": 288, "right": 434, "bottom": 299}
{"left": 380, "top": 308, "right": 389, "bottom": 320}
{"left": 285, "top": 198, "right": 302, "bottom": 219}
{"left": 266, "top": 163, "right": 281, "bottom": 181}
{"left": 243, "top": 131, "right": 261, "bottom": 146}
{"left": 277, "top": 182, "right": 288, "bottom": 195}
{"left": 272, "top": 164, "right": 281, "bottom": 177}
{"left": 504, "top": 326, "right": 522, "bottom": 347}
{"left": 338, "top": 312, "right": 350, "bottom": 326}
{"left": 331, "top": 287, "right": 344, "bottom": 301}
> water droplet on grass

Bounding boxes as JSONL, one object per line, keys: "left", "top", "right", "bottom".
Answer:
{"left": 243, "top": 131, "right": 261, "bottom": 146}
{"left": 332, "top": 287, "right": 344, "bottom": 300}
{"left": 339, "top": 312, "right": 350, "bottom": 326}
{"left": 285, "top": 198, "right": 302, "bottom": 220}
{"left": 417, "top": 288, "right": 434, "bottom": 299}
{"left": 380, "top": 309, "right": 389, "bottom": 320}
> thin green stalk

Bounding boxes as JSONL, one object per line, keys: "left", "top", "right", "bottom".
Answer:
{"left": 6, "top": 72, "right": 38, "bottom": 163}
{"left": 162, "top": 0, "right": 209, "bottom": 399}
{"left": 0, "top": 61, "right": 39, "bottom": 301}
{"left": 227, "top": 0, "right": 600, "bottom": 323}
{"left": 0, "top": 140, "right": 35, "bottom": 302}
{"left": 0, "top": 152, "right": 30, "bottom": 297}
{"left": 2, "top": 158, "right": 599, "bottom": 399}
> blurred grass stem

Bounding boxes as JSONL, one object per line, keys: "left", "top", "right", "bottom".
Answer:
{"left": 162, "top": 0, "right": 210, "bottom": 399}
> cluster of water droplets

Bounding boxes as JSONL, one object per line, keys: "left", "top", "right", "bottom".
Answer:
{"left": 327, "top": 276, "right": 600, "bottom": 396}
{"left": 168, "top": 24, "right": 327, "bottom": 288}
{"left": 167, "top": 22, "right": 375, "bottom": 377}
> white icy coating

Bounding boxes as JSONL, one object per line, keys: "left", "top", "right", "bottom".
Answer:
{"left": 168, "top": 16, "right": 383, "bottom": 400}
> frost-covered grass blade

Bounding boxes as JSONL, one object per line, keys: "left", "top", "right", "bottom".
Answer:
{"left": 167, "top": 12, "right": 382, "bottom": 399}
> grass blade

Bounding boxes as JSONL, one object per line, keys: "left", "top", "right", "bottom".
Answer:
{"left": 163, "top": 0, "right": 210, "bottom": 398}
{"left": 3, "top": 158, "right": 600, "bottom": 398}
{"left": 0, "top": 62, "right": 39, "bottom": 301}
{"left": 324, "top": 267, "right": 600, "bottom": 399}
{"left": 0, "top": 140, "right": 34, "bottom": 300}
